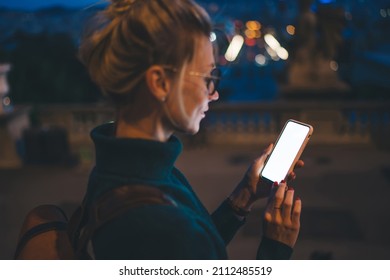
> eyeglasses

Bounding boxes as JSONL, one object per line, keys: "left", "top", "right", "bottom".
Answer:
{"left": 188, "top": 68, "right": 221, "bottom": 96}
{"left": 162, "top": 66, "right": 221, "bottom": 96}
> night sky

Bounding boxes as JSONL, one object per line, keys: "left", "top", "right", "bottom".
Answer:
{"left": 0, "top": 0, "right": 98, "bottom": 10}
{"left": 0, "top": 0, "right": 386, "bottom": 10}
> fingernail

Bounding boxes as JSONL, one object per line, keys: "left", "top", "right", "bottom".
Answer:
{"left": 273, "top": 181, "right": 279, "bottom": 187}
{"left": 288, "top": 186, "right": 294, "bottom": 191}
{"left": 280, "top": 179, "right": 286, "bottom": 184}
{"left": 295, "top": 196, "right": 301, "bottom": 201}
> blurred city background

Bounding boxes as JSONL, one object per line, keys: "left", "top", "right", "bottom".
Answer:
{"left": 0, "top": 0, "right": 390, "bottom": 260}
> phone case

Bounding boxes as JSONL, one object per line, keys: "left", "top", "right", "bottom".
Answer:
{"left": 260, "top": 119, "right": 313, "bottom": 184}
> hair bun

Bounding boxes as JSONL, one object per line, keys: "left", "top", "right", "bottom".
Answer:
{"left": 111, "top": 0, "right": 137, "bottom": 14}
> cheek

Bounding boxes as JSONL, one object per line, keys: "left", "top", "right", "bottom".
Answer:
{"left": 182, "top": 85, "right": 208, "bottom": 116}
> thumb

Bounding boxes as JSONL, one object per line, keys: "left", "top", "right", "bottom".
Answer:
{"left": 258, "top": 143, "right": 273, "bottom": 168}
{"left": 249, "top": 143, "right": 273, "bottom": 177}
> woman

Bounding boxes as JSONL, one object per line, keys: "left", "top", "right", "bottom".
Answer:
{"left": 79, "top": 0, "right": 302, "bottom": 259}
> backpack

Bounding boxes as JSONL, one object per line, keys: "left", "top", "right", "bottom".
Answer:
{"left": 14, "top": 184, "right": 176, "bottom": 259}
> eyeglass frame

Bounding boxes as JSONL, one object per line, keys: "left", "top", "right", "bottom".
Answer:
{"left": 161, "top": 65, "right": 221, "bottom": 96}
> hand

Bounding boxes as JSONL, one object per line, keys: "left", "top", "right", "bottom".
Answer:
{"left": 286, "top": 160, "right": 305, "bottom": 182}
{"left": 263, "top": 181, "right": 301, "bottom": 248}
{"left": 229, "top": 144, "right": 304, "bottom": 212}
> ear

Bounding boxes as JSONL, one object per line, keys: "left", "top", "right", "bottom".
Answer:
{"left": 145, "top": 65, "right": 171, "bottom": 102}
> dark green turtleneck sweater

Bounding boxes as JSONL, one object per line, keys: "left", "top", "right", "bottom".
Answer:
{"left": 84, "top": 122, "right": 292, "bottom": 259}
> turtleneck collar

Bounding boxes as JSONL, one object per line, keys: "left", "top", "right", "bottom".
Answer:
{"left": 91, "top": 122, "right": 183, "bottom": 181}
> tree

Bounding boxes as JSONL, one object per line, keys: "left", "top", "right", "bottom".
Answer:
{"left": 6, "top": 31, "right": 101, "bottom": 104}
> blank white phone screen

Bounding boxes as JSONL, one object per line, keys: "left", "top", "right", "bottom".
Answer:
{"left": 261, "top": 121, "right": 310, "bottom": 183}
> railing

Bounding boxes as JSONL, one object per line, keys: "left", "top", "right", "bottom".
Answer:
{"left": 199, "top": 101, "right": 390, "bottom": 147}
{"left": 33, "top": 100, "right": 390, "bottom": 160}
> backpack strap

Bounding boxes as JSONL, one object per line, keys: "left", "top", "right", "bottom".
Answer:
{"left": 69, "top": 184, "right": 176, "bottom": 259}
{"left": 14, "top": 205, "right": 75, "bottom": 259}
{"left": 14, "top": 221, "right": 68, "bottom": 259}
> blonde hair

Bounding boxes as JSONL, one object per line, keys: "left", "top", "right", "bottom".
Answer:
{"left": 79, "top": 0, "right": 211, "bottom": 105}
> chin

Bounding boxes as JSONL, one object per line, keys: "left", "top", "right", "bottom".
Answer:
{"left": 181, "top": 122, "right": 201, "bottom": 135}
{"left": 184, "top": 125, "right": 200, "bottom": 135}
{"left": 174, "top": 117, "right": 202, "bottom": 135}
{"left": 172, "top": 123, "right": 199, "bottom": 135}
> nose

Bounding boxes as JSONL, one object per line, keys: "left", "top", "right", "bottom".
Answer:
{"left": 209, "top": 90, "right": 219, "bottom": 102}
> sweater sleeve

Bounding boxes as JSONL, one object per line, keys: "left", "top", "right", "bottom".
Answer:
{"left": 256, "top": 236, "right": 293, "bottom": 260}
{"left": 211, "top": 199, "right": 246, "bottom": 245}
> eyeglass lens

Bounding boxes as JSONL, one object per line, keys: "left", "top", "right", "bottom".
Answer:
{"left": 207, "top": 68, "right": 221, "bottom": 95}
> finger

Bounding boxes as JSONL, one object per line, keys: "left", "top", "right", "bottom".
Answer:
{"left": 257, "top": 143, "right": 273, "bottom": 167}
{"left": 263, "top": 143, "right": 274, "bottom": 155}
{"left": 287, "top": 160, "right": 304, "bottom": 181}
{"left": 294, "top": 160, "right": 304, "bottom": 169}
{"left": 291, "top": 197, "right": 302, "bottom": 226}
{"left": 287, "top": 171, "right": 296, "bottom": 182}
{"left": 249, "top": 144, "right": 274, "bottom": 179}
{"left": 282, "top": 186, "right": 294, "bottom": 221}
{"left": 264, "top": 184, "right": 275, "bottom": 220}
{"left": 273, "top": 180, "right": 286, "bottom": 209}
{"left": 265, "top": 181, "right": 281, "bottom": 213}
{"left": 266, "top": 181, "right": 279, "bottom": 204}
{"left": 265, "top": 181, "right": 282, "bottom": 221}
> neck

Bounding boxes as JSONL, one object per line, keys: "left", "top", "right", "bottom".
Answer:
{"left": 115, "top": 117, "right": 173, "bottom": 142}
{"left": 114, "top": 89, "right": 175, "bottom": 142}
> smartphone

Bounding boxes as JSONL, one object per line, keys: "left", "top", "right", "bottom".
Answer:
{"left": 260, "top": 119, "right": 313, "bottom": 185}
